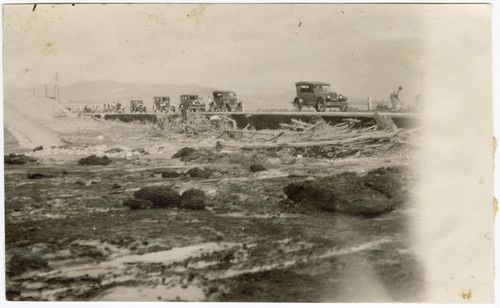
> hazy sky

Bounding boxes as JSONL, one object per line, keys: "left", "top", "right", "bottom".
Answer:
{"left": 4, "top": 3, "right": 432, "bottom": 101}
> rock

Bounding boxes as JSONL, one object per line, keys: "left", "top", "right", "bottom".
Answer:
{"left": 162, "top": 170, "right": 182, "bottom": 178}
{"left": 105, "top": 148, "right": 124, "bottom": 154}
{"left": 33, "top": 146, "right": 43, "bottom": 152}
{"left": 75, "top": 180, "right": 86, "bottom": 185}
{"left": 279, "top": 155, "right": 296, "bottom": 165}
{"left": 112, "top": 183, "right": 121, "bottom": 189}
{"left": 362, "top": 167, "right": 404, "bottom": 199}
{"left": 180, "top": 189, "right": 207, "bottom": 210}
{"left": 123, "top": 198, "right": 153, "bottom": 210}
{"left": 186, "top": 167, "right": 213, "bottom": 178}
{"left": 172, "top": 147, "right": 197, "bottom": 161}
{"left": 133, "top": 186, "right": 180, "bottom": 208}
{"left": 69, "top": 243, "right": 104, "bottom": 259}
{"left": 27, "top": 173, "right": 54, "bottom": 179}
{"left": 250, "top": 163, "right": 266, "bottom": 172}
{"left": 132, "top": 147, "right": 146, "bottom": 153}
{"left": 4, "top": 154, "right": 37, "bottom": 165}
{"left": 7, "top": 248, "right": 48, "bottom": 277}
{"left": 179, "top": 174, "right": 191, "bottom": 181}
{"left": 78, "top": 155, "right": 111, "bottom": 165}
{"left": 284, "top": 167, "right": 404, "bottom": 217}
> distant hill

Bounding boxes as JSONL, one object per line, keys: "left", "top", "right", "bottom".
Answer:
{"left": 4, "top": 81, "right": 370, "bottom": 111}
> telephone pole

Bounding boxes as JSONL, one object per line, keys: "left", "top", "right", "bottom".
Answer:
{"left": 53, "top": 73, "right": 60, "bottom": 102}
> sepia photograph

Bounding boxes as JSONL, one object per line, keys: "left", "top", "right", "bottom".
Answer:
{"left": 2, "top": 1, "right": 496, "bottom": 305}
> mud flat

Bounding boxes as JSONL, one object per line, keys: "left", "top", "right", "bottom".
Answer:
{"left": 5, "top": 115, "right": 423, "bottom": 302}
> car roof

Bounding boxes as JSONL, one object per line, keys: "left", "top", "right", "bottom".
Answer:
{"left": 295, "top": 81, "right": 330, "bottom": 86}
{"left": 213, "top": 91, "right": 236, "bottom": 94}
{"left": 181, "top": 94, "right": 199, "bottom": 97}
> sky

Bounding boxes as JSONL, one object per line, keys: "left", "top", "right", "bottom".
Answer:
{"left": 1, "top": 3, "right": 451, "bottom": 102}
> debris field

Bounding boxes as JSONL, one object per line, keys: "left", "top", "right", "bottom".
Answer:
{"left": 4, "top": 113, "right": 424, "bottom": 302}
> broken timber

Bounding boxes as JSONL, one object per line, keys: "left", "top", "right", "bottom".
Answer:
{"left": 218, "top": 129, "right": 403, "bottom": 150}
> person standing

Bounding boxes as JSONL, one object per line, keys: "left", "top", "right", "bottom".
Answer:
{"left": 390, "top": 86, "right": 403, "bottom": 111}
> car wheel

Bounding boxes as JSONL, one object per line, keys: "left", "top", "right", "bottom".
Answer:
{"left": 293, "top": 98, "right": 302, "bottom": 111}
{"left": 316, "top": 99, "right": 326, "bottom": 112}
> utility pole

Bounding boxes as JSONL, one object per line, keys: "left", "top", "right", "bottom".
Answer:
{"left": 53, "top": 73, "right": 60, "bottom": 103}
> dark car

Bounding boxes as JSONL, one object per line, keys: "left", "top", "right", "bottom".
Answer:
{"left": 130, "top": 100, "right": 147, "bottom": 113}
{"left": 153, "top": 96, "right": 175, "bottom": 113}
{"left": 293, "top": 82, "right": 348, "bottom": 112}
{"left": 179, "top": 95, "right": 206, "bottom": 112}
{"left": 209, "top": 91, "right": 243, "bottom": 112}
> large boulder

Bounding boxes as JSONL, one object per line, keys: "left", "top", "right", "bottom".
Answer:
{"left": 186, "top": 167, "right": 213, "bottom": 179}
{"left": 284, "top": 167, "right": 404, "bottom": 217}
{"left": 180, "top": 189, "right": 207, "bottom": 210}
{"left": 133, "top": 186, "right": 180, "bottom": 208}
{"left": 172, "top": 147, "right": 198, "bottom": 161}
{"left": 4, "top": 154, "right": 37, "bottom": 165}
{"left": 78, "top": 155, "right": 111, "bottom": 166}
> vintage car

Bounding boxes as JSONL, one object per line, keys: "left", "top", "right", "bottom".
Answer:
{"left": 130, "top": 100, "right": 147, "bottom": 113}
{"left": 179, "top": 95, "right": 206, "bottom": 112}
{"left": 293, "top": 82, "right": 348, "bottom": 112}
{"left": 153, "top": 96, "right": 175, "bottom": 113}
{"left": 210, "top": 91, "right": 243, "bottom": 112}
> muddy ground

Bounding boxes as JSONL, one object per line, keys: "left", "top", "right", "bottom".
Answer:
{"left": 4, "top": 115, "right": 424, "bottom": 302}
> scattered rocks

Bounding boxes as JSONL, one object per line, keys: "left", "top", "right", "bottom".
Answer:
{"left": 186, "top": 167, "right": 213, "bottom": 178}
{"left": 250, "top": 163, "right": 267, "bottom": 172}
{"left": 180, "top": 189, "right": 207, "bottom": 210}
{"left": 133, "top": 186, "right": 181, "bottom": 208}
{"left": 123, "top": 198, "right": 154, "bottom": 210}
{"left": 27, "top": 173, "right": 54, "bottom": 179}
{"left": 284, "top": 167, "right": 405, "bottom": 217}
{"left": 4, "top": 154, "right": 37, "bottom": 165}
{"left": 33, "top": 146, "right": 43, "bottom": 152}
{"left": 78, "top": 155, "right": 111, "bottom": 166}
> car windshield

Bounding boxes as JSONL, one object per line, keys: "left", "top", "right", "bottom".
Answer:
{"left": 223, "top": 92, "right": 236, "bottom": 99}
{"left": 316, "top": 85, "right": 330, "bottom": 91}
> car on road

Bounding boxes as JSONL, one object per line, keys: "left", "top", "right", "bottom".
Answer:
{"left": 293, "top": 81, "right": 348, "bottom": 112}
{"left": 210, "top": 91, "right": 243, "bottom": 112}
{"left": 179, "top": 95, "right": 206, "bottom": 112}
{"left": 130, "top": 100, "right": 147, "bottom": 113}
{"left": 153, "top": 97, "right": 175, "bottom": 113}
